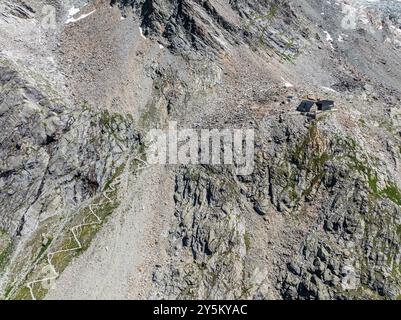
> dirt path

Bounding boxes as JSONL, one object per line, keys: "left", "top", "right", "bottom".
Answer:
{"left": 40, "top": 2, "right": 175, "bottom": 299}
{"left": 45, "top": 164, "right": 174, "bottom": 300}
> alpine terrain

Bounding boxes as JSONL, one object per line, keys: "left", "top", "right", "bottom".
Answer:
{"left": 0, "top": 0, "right": 401, "bottom": 300}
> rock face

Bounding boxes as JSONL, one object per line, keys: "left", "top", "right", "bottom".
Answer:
{"left": 1, "top": 0, "right": 401, "bottom": 300}
{"left": 110, "top": 0, "right": 302, "bottom": 57}
{"left": 151, "top": 113, "right": 401, "bottom": 300}
{"left": 0, "top": 63, "right": 135, "bottom": 236}
{"left": 0, "top": 58, "right": 143, "bottom": 299}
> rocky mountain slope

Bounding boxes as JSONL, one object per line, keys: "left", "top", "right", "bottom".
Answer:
{"left": 0, "top": 0, "right": 400, "bottom": 300}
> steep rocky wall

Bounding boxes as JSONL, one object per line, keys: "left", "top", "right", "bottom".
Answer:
{"left": 0, "top": 59, "right": 144, "bottom": 298}
{"left": 110, "top": 0, "right": 303, "bottom": 58}
{"left": 149, "top": 111, "right": 401, "bottom": 299}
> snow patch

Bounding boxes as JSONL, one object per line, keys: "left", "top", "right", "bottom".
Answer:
{"left": 66, "top": 9, "right": 96, "bottom": 24}
{"left": 139, "top": 27, "right": 147, "bottom": 40}
{"left": 324, "top": 30, "right": 335, "bottom": 50}
{"left": 281, "top": 77, "right": 294, "bottom": 88}
{"left": 67, "top": 6, "right": 80, "bottom": 17}
{"left": 322, "top": 86, "right": 337, "bottom": 93}
{"left": 324, "top": 30, "right": 333, "bottom": 42}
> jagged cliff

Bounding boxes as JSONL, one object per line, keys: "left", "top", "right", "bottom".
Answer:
{"left": 0, "top": 0, "right": 401, "bottom": 300}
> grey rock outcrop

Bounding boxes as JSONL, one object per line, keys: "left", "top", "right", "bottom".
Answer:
{"left": 1, "top": 0, "right": 401, "bottom": 300}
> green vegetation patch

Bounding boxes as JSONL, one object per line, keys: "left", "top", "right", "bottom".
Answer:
{"left": 244, "top": 232, "right": 251, "bottom": 252}
{"left": 0, "top": 229, "right": 12, "bottom": 272}
{"left": 380, "top": 183, "right": 401, "bottom": 206}
{"left": 11, "top": 161, "right": 126, "bottom": 300}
